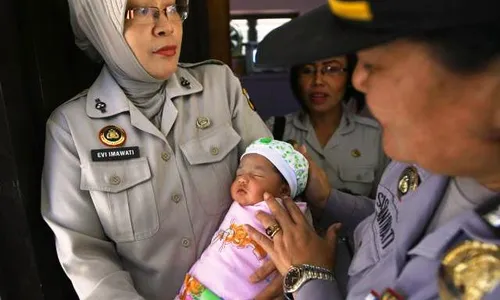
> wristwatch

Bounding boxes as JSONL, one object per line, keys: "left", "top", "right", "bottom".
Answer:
{"left": 283, "top": 264, "right": 335, "bottom": 294}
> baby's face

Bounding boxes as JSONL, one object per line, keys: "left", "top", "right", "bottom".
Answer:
{"left": 231, "top": 154, "right": 289, "bottom": 206}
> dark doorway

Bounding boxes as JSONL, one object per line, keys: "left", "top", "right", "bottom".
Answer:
{"left": 0, "top": 0, "right": 211, "bottom": 298}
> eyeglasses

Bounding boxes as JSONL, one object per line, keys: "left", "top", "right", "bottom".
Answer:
{"left": 125, "top": 5, "right": 189, "bottom": 24}
{"left": 300, "top": 65, "right": 348, "bottom": 77}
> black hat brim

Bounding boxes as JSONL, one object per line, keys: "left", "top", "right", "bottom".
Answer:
{"left": 255, "top": 5, "right": 400, "bottom": 67}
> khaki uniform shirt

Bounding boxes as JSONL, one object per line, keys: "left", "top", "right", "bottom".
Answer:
{"left": 266, "top": 110, "right": 389, "bottom": 198}
{"left": 41, "top": 61, "right": 271, "bottom": 300}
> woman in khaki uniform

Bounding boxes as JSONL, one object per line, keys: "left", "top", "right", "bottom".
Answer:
{"left": 40, "top": 0, "right": 270, "bottom": 299}
{"left": 267, "top": 55, "right": 388, "bottom": 197}
{"left": 266, "top": 55, "right": 389, "bottom": 296}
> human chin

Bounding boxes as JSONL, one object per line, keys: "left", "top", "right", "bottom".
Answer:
{"left": 381, "top": 129, "right": 413, "bottom": 163}
{"left": 148, "top": 59, "right": 178, "bottom": 80}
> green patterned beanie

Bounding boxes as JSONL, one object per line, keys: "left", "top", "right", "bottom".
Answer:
{"left": 241, "top": 137, "right": 309, "bottom": 198}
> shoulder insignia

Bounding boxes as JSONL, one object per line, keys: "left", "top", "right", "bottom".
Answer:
{"left": 353, "top": 115, "right": 381, "bottom": 129}
{"left": 242, "top": 88, "right": 256, "bottom": 111}
{"left": 68, "top": 89, "right": 90, "bottom": 103}
{"left": 178, "top": 59, "right": 225, "bottom": 69}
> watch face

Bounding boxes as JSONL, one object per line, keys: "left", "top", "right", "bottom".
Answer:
{"left": 284, "top": 267, "right": 303, "bottom": 288}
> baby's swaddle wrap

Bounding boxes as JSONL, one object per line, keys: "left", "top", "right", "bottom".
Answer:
{"left": 178, "top": 200, "right": 308, "bottom": 300}
{"left": 177, "top": 138, "right": 310, "bottom": 299}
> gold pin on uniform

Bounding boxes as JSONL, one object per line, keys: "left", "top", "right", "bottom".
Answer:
{"left": 397, "top": 166, "right": 420, "bottom": 198}
{"left": 351, "top": 149, "right": 361, "bottom": 158}
{"left": 99, "top": 125, "right": 126, "bottom": 147}
{"left": 438, "top": 240, "right": 500, "bottom": 300}
{"left": 242, "top": 88, "right": 256, "bottom": 111}
{"left": 196, "top": 117, "right": 212, "bottom": 130}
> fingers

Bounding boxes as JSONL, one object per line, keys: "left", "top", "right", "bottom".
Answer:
{"left": 249, "top": 259, "right": 276, "bottom": 283}
{"left": 245, "top": 225, "right": 275, "bottom": 258}
{"left": 263, "top": 192, "right": 295, "bottom": 229}
{"left": 282, "top": 197, "right": 307, "bottom": 226}
{"left": 325, "top": 223, "right": 342, "bottom": 249}
{"left": 254, "top": 275, "right": 283, "bottom": 300}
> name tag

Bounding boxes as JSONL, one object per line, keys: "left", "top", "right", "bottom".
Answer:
{"left": 91, "top": 146, "right": 140, "bottom": 162}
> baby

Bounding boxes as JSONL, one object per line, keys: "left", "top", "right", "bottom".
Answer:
{"left": 177, "top": 137, "right": 309, "bottom": 300}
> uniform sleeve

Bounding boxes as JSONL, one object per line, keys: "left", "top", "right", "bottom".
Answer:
{"left": 225, "top": 66, "right": 272, "bottom": 154}
{"left": 294, "top": 279, "right": 343, "bottom": 300}
{"left": 317, "top": 189, "right": 374, "bottom": 234}
{"left": 41, "top": 117, "right": 145, "bottom": 300}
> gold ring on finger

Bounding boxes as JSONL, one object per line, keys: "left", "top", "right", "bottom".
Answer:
{"left": 265, "top": 223, "right": 282, "bottom": 239}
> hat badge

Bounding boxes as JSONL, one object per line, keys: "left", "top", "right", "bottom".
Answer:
{"left": 328, "top": 0, "right": 373, "bottom": 22}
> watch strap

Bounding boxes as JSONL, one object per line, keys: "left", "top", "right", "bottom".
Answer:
{"left": 283, "top": 264, "right": 335, "bottom": 294}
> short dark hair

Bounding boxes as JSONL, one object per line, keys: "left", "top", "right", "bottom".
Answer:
{"left": 289, "top": 54, "right": 365, "bottom": 114}
{"left": 411, "top": 24, "right": 500, "bottom": 74}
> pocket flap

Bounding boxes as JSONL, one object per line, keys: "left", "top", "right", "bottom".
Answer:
{"left": 339, "top": 167, "right": 375, "bottom": 183}
{"left": 80, "top": 157, "right": 152, "bottom": 193}
{"left": 180, "top": 124, "right": 241, "bottom": 165}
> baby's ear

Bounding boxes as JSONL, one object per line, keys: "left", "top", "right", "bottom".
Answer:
{"left": 280, "top": 184, "right": 291, "bottom": 198}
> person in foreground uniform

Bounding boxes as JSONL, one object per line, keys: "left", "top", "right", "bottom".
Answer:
{"left": 246, "top": 0, "right": 500, "bottom": 299}
{"left": 40, "top": 0, "right": 271, "bottom": 299}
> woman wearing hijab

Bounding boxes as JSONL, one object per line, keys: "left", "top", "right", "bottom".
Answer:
{"left": 40, "top": 0, "right": 270, "bottom": 299}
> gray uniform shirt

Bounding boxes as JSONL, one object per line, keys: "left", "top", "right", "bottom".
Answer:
{"left": 41, "top": 62, "right": 271, "bottom": 300}
{"left": 297, "top": 161, "right": 500, "bottom": 299}
{"left": 266, "top": 110, "right": 388, "bottom": 198}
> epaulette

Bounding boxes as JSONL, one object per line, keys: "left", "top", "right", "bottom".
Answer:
{"left": 67, "top": 89, "right": 90, "bottom": 103}
{"left": 178, "top": 59, "right": 225, "bottom": 68}
{"left": 353, "top": 115, "right": 381, "bottom": 129}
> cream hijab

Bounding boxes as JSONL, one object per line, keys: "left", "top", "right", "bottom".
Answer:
{"left": 68, "top": 0, "right": 176, "bottom": 125}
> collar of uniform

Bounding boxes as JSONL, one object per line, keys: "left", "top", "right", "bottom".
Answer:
{"left": 291, "top": 105, "right": 356, "bottom": 135}
{"left": 86, "top": 67, "right": 131, "bottom": 118}
{"left": 407, "top": 209, "right": 500, "bottom": 260}
{"left": 86, "top": 66, "right": 203, "bottom": 119}
{"left": 337, "top": 107, "right": 357, "bottom": 135}
{"left": 165, "top": 66, "right": 203, "bottom": 99}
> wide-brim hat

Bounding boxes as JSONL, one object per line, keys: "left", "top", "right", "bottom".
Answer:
{"left": 256, "top": 0, "right": 500, "bottom": 66}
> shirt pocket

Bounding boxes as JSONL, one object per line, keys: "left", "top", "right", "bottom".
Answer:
{"left": 338, "top": 166, "right": 375, "bottom": 196}
{"left": 80, "top": 157, "right": 158, "bottom": 243}
{"left": 180, "top": 123, "right": 241, "bottom": 215}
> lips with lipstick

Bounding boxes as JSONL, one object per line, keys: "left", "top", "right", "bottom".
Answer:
{"left": 153, "top": 45, "right": 177, "bottom": 57}
{"left": 309, "top": 92, "right": 330, "bottom": 105}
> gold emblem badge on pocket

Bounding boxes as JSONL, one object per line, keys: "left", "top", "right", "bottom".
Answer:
{"left": 99, "top": 125, "right": 126, "bottom": 147}
{"left": 397, "top": 166, "right": 420, "bottom": 198}
{"left": 439, "top": 240, "right": 500, "bottom": 300}
{"left": 196, "top": 117, "right": 212, "bottom": 130}
{"left": 351, "top": 149, "right": 361, "bottom": 158}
